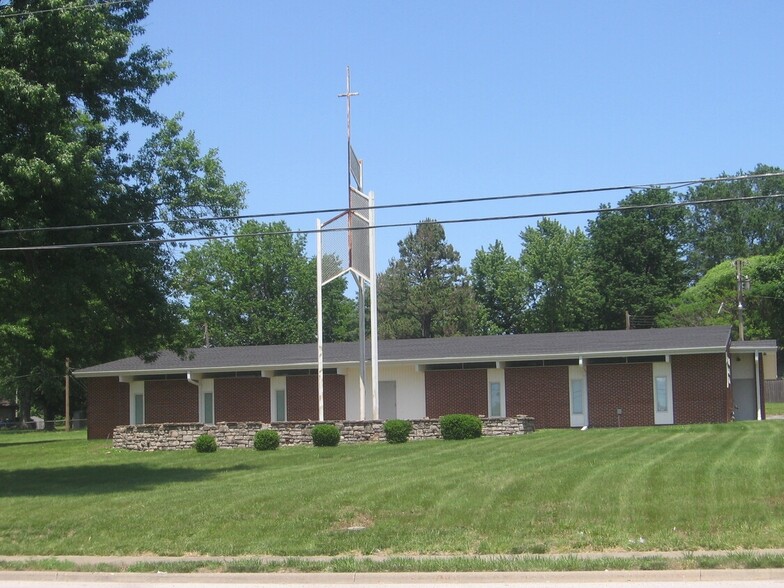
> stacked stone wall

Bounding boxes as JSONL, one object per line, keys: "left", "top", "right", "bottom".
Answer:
{"left": 112, "top": 415, "right": 536, "bottom": 451}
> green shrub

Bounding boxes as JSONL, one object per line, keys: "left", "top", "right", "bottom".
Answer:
{"left": 384, "top": 419, "right": 413, "bottom": 444}
{"left": 440, "top": 414, "right": 482, "bottom": 440}
{"left": 194, "top": 433, "right": 217, "bottom": 453}
{"left": 254, "top": 429, "right": 280, "bottom": 451}
{"left": 311, "top": 423, "right": 340, "bottom": 447}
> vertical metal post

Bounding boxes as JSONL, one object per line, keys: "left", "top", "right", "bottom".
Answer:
{"left": 316, "top": 219, "right": 324, "bottom": 421}
{"left": 369, "top": 191, "right": 379, "bottom": 421}
{"left": 755, "top": 352, "right": 762, "bottom": 421}
{"left": 357, "top": 273, "right": 366, "bottom": 420}
{"left": 65, "top": 357, "right": 70, "bottom": 432}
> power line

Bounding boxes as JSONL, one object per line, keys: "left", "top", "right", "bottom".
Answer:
{"left": 1, "top": 171, "right": 782, "bottom": 237}
{"left": 1, "top": 191, "right": 782, "bottom": 253}
{"left": 0, "top": 0, "right": 140, "bottom": 19}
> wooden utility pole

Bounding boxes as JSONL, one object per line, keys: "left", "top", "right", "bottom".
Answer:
{"left": 64, "top": 357, "right": 70, "bottom": 432}
{"left": 735, "top": 259, "right": 746, "bottom": 341}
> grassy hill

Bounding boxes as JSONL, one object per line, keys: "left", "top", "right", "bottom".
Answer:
{"left": 1, "top": 422, "right": 782, "bottom": 557}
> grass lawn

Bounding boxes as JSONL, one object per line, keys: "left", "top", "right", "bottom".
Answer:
{"left": 1, "top": 422, "right": 783, "bottom": 557}
{"left": 767, "top": 402, "right": 784, "bottom": 415}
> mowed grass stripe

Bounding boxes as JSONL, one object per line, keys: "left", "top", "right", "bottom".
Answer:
{"left": 1, "top": 422, "right": 783, "bottom": 556}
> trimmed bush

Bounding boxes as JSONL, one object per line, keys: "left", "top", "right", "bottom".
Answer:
{"left": 194, "top": 433, "right": 217, "bottom": 453}
{"left": 254, "top": 429, "right": 280, "bottom": 451}
{"left": 311, "top": 423, "right": 341, "bottom": 447}
{"left": 384, "top": 419, "right": 413, "bottom": 444}
{"left": 440, "top": 414, "right": 483, "bottom": 440}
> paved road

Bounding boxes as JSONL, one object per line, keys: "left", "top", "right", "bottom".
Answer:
{"left": 2, "top": 570, "right": 784, "bottom": 587}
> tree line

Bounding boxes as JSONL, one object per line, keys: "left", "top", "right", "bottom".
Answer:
{"left": 377, "top": 168, "right": 784, "bottom": 341}
{"left": 1, "top": 1, "right": 782, "bottom": 424}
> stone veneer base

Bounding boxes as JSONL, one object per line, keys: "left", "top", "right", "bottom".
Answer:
{"left": 112, "top": 416, "right": 535, "bottom": 451}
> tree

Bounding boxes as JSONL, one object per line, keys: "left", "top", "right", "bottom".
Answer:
{"left": 378, "top": 220, "right": 480, "bottom": 339}
{"left": 662, "top": 252, "right": 784, "bottom": 344}
{"left": 470, "top": 240, "right": 527, "bottom": 334}
{"left": 682, "top": 164, "right": 784, "bottom": 280}
{"left": 0, "top": 0, "right": 245, "bottom": 424}
{"left": 519, "top": 219, "right": 601, "bottom": 333}
{"left": 587, "top": 188, "right": 688, "bottom": 329}
{"left": 175, "top": 221, "right": 355, "bottom": 347}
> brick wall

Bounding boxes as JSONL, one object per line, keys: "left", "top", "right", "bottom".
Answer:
{"left": 587, "top": 363, "right": 653, "bottom": 427}
{"left": 145, "top": 380, "right": 199, "bottom": 424}
{"left": 86, "top": 376, "right": 130, "bottom": 440}
{"left": 672, "top": 354, "right": 730, "bottom": 424}
{"left": 214, "top": 377, "right": 270, "bottom": 422}
{"left": 285, "top": 374, "right": 345, "bottom": 421}
{"left": 505, "top": 366, "right": 570, "bottom": 428}
{"left": 425, "top": 369, "right": 487, "bottom": 418}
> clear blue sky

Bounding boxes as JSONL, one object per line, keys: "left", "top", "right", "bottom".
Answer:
{"left": 140, "top": 0, "right": 784, "bottom": 269}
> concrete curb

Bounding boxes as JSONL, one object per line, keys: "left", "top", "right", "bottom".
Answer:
{"left": 2, "top": 568, "right": 784, "bottom": 584}
{"left": 2, "top": 548, "right": 784, "bottom": 566}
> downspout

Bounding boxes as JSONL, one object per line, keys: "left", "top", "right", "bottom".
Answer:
{"left": 579, "top": 356, "right": 589, "bottom": 428}
{"left": 187, "top": 372, "right": 201, "bottom": 422}
{"left": 755, "top": 352, "right": 762, "bottom": 421}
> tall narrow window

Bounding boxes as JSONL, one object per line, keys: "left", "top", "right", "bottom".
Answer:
{"left": 203, "top": 391, "right": 214, "bottom": 424}
{"left": 275, "top": 389, "right": 286, "bottom": 422}
{"left": 571, "top": 379, "right": 584, "bottom": 415}
{"left": 655, "top": 376, "right": 668, "bottom": 412}
{"left": 132, "top": 393, "right": 144, "bottom": 425}
{"left": 489, "top": 381, "right": 502, "bottom": 417}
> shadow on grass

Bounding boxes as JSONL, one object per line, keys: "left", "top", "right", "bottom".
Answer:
{"left": 0, "top": 439, "right": 66, "bottom": 448}
{"left": 0, "top": 463, "right": 251, "bottom": 497}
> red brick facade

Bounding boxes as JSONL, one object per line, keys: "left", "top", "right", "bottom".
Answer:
{"left": 214, "top": 377, "right": 270, "bottom": 422}
{"left": 145, "top": 380, "right": 199, "bottom": 424}
{"left": 285, "top": 374, "right": 346, "bottom": 421}
{"left": 86, "top": 351, "right": 737, "bottom": 439}
{"left": 86, "top": 376, "right": 129, "bottom": 440}
{"left": 505, "top": 366, "right": 571, "bottom": 428}
{"left": 587, "top": 363, "right": 654, "bottom": 427}
{"left": 672, "top": 353, "right": 730, "bottom": 424}
{"left": 425, "top": 369, "right": 488, "bottom": 418}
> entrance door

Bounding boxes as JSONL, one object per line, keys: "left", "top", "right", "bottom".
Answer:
{"left": 379, "top": 381, "right": 397, "bottom": 420}
{"left": 733, "top": 379, "right": 757, "bottom": 421}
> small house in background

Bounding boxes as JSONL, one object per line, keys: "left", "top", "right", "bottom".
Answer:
{"left": 75, "top": 326, "right": 777, "bottom": 439}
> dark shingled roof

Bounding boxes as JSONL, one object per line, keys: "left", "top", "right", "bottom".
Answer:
{"left": 75, "top": 326, "right": 736, "bottom": 377}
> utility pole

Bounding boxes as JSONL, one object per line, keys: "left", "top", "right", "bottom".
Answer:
{"left": 65, "top": 357, "right": 70, "bottom": 432}
{"left": 735, "top": 259, "right": 747, "bottom": 341}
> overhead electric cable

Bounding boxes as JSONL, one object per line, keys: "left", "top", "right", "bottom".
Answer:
{"left": 1, "top": 191, "right": 782, "bottom": 253}
{"left": 0, "top": 0, "right": 139, "bottom": 19}
{"left": 1, "top": 171, "right": 782, "bottom": 237}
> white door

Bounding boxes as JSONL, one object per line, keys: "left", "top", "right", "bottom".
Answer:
{"left": 379, "top": 381, "right": 397, "bottom": 420}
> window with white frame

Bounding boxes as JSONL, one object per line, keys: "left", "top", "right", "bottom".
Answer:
{"left": 130, "top": 381, "right": 144, "bottom": 425}
{"left": 487, "top": 368, "right": 505, "bottom": 418}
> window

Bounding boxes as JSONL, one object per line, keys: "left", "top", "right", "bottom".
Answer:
{"left": 203, "top": 392, "right": 214, "bottom": 424}
{"left": 489, "top": 382, "right": 502, "bottom": 417}
{"left": 655, "top": 376, "right": 668, "bottom": 412}
{"left": 132, "top": 393, "right": 144, "bottom": 425}
{"left": 571, "top": 379, "right": 584, "bottom": 415}
{"left": 275, "top": 389, "right": 286, "bottom": 422}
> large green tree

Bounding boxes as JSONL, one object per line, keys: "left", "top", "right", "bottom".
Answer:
{"left": 470, "top": 240, "right": 527, "bottom": 334}
{"left": 587, "top": 188, "right": 688, "bottom": 329}
{"left": 520, "top": 218, "right": 601, "bottom": 333}
{"left": 682, "top": 164, "right": 784, "bottom": 280}
{"left": 175, "top": 221, "right": 356, "bottom": 347}
{"left": 0, "top": 0, "right": 245, "bottom": 423}
{"left": 378, "top": 220, "right": 480, "bottom": 339}
{"left": 663, "top": 252, "right": 784, "bottom": 344}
